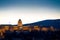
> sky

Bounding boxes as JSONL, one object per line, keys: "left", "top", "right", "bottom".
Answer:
{"left": 0, "top": 0, "right": 60, "bottom": 24}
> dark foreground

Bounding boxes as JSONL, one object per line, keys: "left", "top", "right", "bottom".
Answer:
{"left": 0, "top": 30, "right": 60, "bottom": 40}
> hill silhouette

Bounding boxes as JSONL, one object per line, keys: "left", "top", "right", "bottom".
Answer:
{"left": 23, "top": 19, "right": 60, "bottom": 29}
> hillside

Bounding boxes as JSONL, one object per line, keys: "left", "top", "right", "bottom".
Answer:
{"left": 23, "top": 19, "right": 60, "bottom": 28}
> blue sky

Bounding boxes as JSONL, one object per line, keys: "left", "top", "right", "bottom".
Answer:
{"left": 0, "top": 0, "right": 60, "bottom": 9}
{"left": 0, "top": 0, "right": 60, "bottom": 24}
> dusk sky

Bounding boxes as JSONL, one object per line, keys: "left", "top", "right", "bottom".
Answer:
{"left": 0, "top": 0, "right": 60, "bottom": 24}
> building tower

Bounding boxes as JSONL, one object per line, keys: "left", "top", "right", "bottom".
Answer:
{"left": 18, "top": 19, "right": 23, "bottom": 30}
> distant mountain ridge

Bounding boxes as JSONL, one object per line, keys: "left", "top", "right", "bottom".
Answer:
{"left": 23, "top": 19, "right": 60, "bottom": 28}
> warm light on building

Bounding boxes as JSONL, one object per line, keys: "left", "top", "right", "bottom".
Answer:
{"left": 23, "top": 26, "right": 29, "bottom": 31}
{"left": 0, "top": 19, "right": 58, "bottom": 39}
{"left": 0, "top": 29, "right": 2, "bottom": 33}
{"left": 18, "top": 19, "right": 23, "bottom": 30}
{"left": 4, "top": 26, "right": 9, "bottom": 31}
{"left": 13, "top": 26, "right": 18, "bottom": 30}
{"left": 34, "top": 26, "right": 40, "bottom": 31}
{"left": 1, "top": 28, "right": 5, "bottom": 33}
{"left": 0, "top": 19, "right": 57, "bottom": 34}
{"left": 41, "top": 27, "right": 49, "bottom": 31}
{"left": 18, "top": 19, "right": 22, "bottom": 27}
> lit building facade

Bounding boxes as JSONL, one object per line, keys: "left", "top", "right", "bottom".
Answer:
{"left": 0, "top": 19, "right": 55, "bottom": 32}
{"left": 0, "top": 19, "right": 56, "bottom": 38}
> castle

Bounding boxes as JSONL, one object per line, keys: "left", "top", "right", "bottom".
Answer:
{"left": 0, "top": 19, "right": 55, "bottom": 32}
{"left": 0, "top": 19, "right": 56, "bottom": 38}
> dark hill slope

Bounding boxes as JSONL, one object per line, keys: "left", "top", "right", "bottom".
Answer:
{"left": 23, "top": 19, "right": 60, "bottom": 28}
